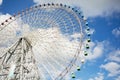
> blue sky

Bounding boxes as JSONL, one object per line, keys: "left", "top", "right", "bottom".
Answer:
{"left": 0, "top": 0, "right": 120, "bottom": 80}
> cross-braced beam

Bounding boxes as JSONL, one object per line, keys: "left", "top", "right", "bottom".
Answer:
{"left": 0, "top": 37, "right": 40, "bottom": 80}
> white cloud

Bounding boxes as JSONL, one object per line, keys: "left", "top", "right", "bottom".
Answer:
{"left": 0, "top": 0, "right": 2, "bottom": 5}
{"left": 112, "top": 27, "right": 120, "bottom": 38}
{"left": 90, "top": 28, "right": 95, "bottom": 35}
{"left": 116, "top": 76, "right": 120, "bottom": 80}
{"left": 100, "top": 49, "right": 120, "bottom": 79}
{"left": 86, "top": 41, "right": 106, "bottom": 60}
{"left": 0, "top": 14, "right": 11, "bottom": 23}
{"left": 107, "top": 49, "right": 120, "bottom": 62}
{"left": 100, "top": 62, "right": 120, "bottom": 77}
{"left": 33, "top": 0, "right": 120, "bottom": 17}
{"left": 89, "top": 73, "right": 104, "bottom": 80}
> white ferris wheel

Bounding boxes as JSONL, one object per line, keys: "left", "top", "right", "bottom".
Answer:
{"left": 0, "top": 3, "right": 91, "bottom": 80}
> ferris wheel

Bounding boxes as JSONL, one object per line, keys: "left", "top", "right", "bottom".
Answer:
{"left": 0, "top": 3, "right": 91, "bottom": 80}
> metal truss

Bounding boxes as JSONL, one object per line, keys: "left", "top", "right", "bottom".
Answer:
{"left": 0, "top": 37, "right": 40, "bottom": 80}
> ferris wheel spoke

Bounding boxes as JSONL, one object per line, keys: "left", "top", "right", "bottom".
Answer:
{"left": 33, "top": 43, "right": 69, "bottom": 69}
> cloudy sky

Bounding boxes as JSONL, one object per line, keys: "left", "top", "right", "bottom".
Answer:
{"left": 0, "top": 0, "right": 120, "bottom": 80}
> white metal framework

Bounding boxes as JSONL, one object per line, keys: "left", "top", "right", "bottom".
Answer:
{"left": 0, "top": 38, "right": 40, "bottom": 80}
{"left": 0, "top": 3, "right": 91, "bottom": 80}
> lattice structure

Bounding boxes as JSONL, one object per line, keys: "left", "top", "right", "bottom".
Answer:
{"left": 0, "top": 37, "right": 40, "bottom": 80}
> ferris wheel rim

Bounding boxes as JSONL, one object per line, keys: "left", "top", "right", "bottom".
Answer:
{"left": 0, "top": 3, "right": 83, "bottom": 34}
{"left": 0, "top": 3, "right": 87, "bottom": 80}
